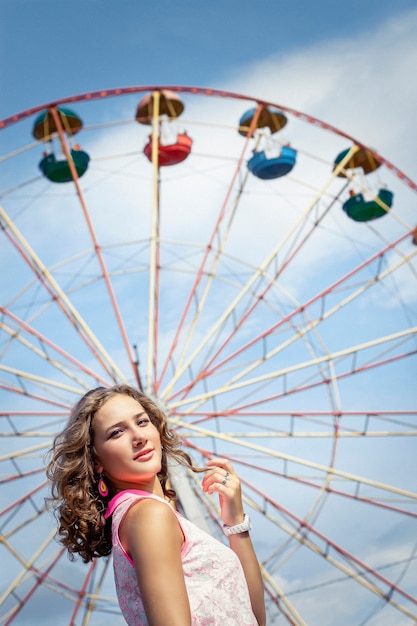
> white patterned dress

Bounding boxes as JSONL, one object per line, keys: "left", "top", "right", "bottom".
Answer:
{"left": 105, "top": 490, "right": 258, "bottom": 625}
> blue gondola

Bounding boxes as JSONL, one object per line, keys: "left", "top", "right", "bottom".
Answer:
{"left": 247, "top": 146, "right": 297, "bottom": 180}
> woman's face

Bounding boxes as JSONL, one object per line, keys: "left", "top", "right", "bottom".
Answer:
{"left": 92, "top": 394, "right": 163, "bottom": 494}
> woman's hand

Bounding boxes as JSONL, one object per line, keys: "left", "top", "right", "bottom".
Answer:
{"left": 201, "top": 458, "right": 245, "bottom": 527}
{"left": 202, "top": 458, "right": 266, "bottom": 625}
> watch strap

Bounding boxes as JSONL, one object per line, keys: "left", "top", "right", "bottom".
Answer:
{"left": 223, "top": 513, "right": 251, "bottom": 536}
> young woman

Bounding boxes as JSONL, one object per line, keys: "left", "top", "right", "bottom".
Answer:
{"left": 47, "top": 384, "right": 266, "bottom": 626}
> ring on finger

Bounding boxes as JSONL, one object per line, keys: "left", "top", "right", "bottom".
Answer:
{"left": 222, "top": 471, "right": 230, "bottom": 485}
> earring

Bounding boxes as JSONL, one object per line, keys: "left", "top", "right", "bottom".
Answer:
{"left": 98, "top": 474, "right": 109, "bottom": 497}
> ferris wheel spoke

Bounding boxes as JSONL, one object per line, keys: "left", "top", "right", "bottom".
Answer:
{"left": 210, "top": 248, "right": 417, "bottom": 392}
{"left": 0, "top": 363, "right": 84, "bottom": 396}
{"left": 193, "top": 347, "right": 414, "bottom": 419}
{"left": 185, "top": 409, "right": 417, "bottom": 438}
{"left": 48, "top": 108, "right": 140, "bottom": 389}
{"left": 0, "top": 327, "right": 98, "bottom": 392}
{"left": 30, "top": 553, "right": 90, "bottom": 602}
{"left": 240, "top": 488, "right": 417, "bottom": 621}
{"left": 0, "top": 547, "right": 65, "bottom": 626}
{"left": 167, "top": 230, "right": 416, "bottom": 406}
{"left": 0, "top": 527, "right": 57, "bottom": 607}
{"left": 1, "top": 478, "right": 51, "bottom": 528}
{"left": 0, "top": 205, "right": 125, "bottom": 383}
{"left": 176, "top": 421, "right": 417, "bottom": 503}
{"left": 0, "top": 466, "right": 46, "bottom": 484}
{"left": 159, "top": 146, "right": 360, "bottom": 401}
{"left": 1, "top": 482, "right": 48, "bottom": 521}
{"left": 259, "top": 564, "right": 307, "bottom": 626}
{"left": 0, "top": 306, "right": 111, "bottom": 387}
{"left": 1, "top": 510, "right": 51, "bottom": 567}
{"left": 184, "top": 436, "right": 417, "bottom": 520}
{"left": 0, "top": 381, "right": 72, "bottom": 409}
{"left": 231, "top": 452, "right": 417, "bottom": 518}
{"left": 237, "top": 243, "right": 415, "bottom": 381}
{"left": 160, "top": 133, "right": 264, "bottom": 385}
{"left": 167, "top": 180, "right": 350, "bottom": 403}
{"left": 146, "top": 91, "right": 161, "bottom": 394}
{"left": 156, "top": 106, "right": 264, "bottom": 395}
{"left": 184, "top": 459, "right": 417, "bottom": 618}
{"left": 166, "top": 326, "right": 417, "bottom": 416}
{"left": 67, "top": 559, "right": 98, "bottom": 626}
{"left": 81, "top": 557, "right": 116, "bottom": 625}
{"left": 158, "top": 161, "right": 255, "bottom": 397}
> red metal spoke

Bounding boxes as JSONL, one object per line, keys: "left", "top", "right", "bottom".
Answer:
{"left": 167, "top": 227, "right": 414, "bottom": 403}
{"left": 49, "top": 107, "right": 139, "bottom": 389}
{"left": 1, "top": 306, "right": 110, "bottom": 386}
{"left": 154, "top": 104, "right": 264, "bottom": 392}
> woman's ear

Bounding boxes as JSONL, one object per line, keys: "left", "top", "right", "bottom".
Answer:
{"left": 92, "top": 448, "right": 103, "bottom": 475}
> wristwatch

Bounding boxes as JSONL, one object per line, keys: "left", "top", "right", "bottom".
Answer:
{"left": 223, "top": 513, "right": 251, "bottom": 536}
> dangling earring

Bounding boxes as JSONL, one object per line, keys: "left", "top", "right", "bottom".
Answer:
{"left": 98, "top": 474, "right": 109, "bottom": 497}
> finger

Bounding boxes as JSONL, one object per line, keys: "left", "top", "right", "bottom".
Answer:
{"left": 203, "top": 479, "right": 233, "bottom": 496}
{"left": 205, "top": 458, "right": 235, "bottom": 475}
{"left": 221, "top": 471, "right": 231, "bottom": 485}
{"left": 202, "top": 473, "right": 236, "bottom": 496}
{"left": 202, "top": 467, "right": 232, "bottom": 484}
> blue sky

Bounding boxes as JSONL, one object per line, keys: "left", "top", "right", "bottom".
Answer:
{"left": 1, "top": 0, "right": 416, "bottom": 118}
{"left": 1, "top": 2, "right": 417, "bottom": 625}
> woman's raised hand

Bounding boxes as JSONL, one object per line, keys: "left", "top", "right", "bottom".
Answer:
{"left": 201, "top": 458, "right": 245, "bottom": 527}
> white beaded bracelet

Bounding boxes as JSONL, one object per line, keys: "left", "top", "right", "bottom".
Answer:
{"left": 223, "top": 513, "right": 251, "bottom": 536}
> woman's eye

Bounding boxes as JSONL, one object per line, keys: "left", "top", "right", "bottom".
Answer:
{"left": 108, "top": 428, "right": 122, "bottom": 439}
{"left": 137, "top": 417, "right": 149, "bottom": 426}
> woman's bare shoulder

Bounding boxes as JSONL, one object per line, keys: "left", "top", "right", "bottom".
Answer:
{"left": 120, "top": 497, "right": 183, "bottom": 556}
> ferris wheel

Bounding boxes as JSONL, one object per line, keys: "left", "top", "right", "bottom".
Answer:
{"left": 0, "top": 86, "right": 416, "bottom": 626}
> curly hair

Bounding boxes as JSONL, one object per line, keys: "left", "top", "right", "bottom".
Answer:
{"left": 46, "top": 384, "right": 198, "bottom": 563}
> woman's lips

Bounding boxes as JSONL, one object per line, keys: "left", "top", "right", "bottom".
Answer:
{"left": 134, "top": 449, "right": 154, "bottom": 461}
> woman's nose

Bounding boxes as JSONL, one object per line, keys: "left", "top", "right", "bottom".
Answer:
{"left": 132, "top": 428, "right": 146, "bottom": 446}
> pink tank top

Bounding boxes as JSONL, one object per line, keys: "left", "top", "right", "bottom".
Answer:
{"left": 105, "top": 490, "right": 258, "bottom": 625}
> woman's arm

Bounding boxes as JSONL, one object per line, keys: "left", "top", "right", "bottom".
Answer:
{"left": 202, "top": 458, "right": 266, "bottom": 626}
{"left": 228, "top": 531, "right": 266, "bottom": 626}
{"left": 120, "top": 498, "right": 191, "bottom": 626}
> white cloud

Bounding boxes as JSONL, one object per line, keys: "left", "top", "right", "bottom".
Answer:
{"left": 224, "top": 7, "right": 417, "bottom": 176}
